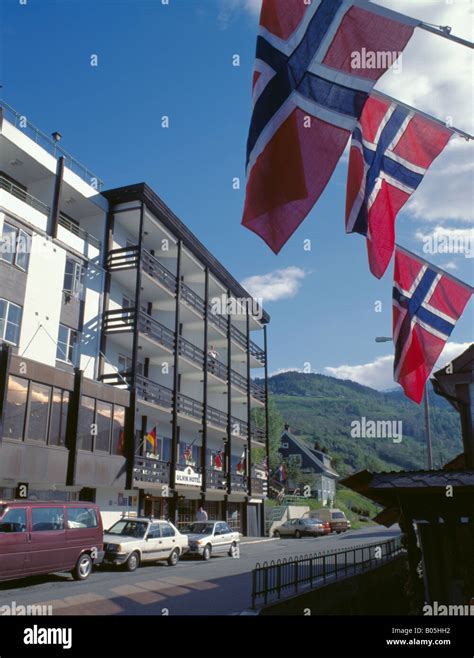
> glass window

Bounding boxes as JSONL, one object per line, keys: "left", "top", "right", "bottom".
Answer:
{"left": 27, "top": 382, "right": 51, "bottom": 441}
{"left": 56, "top": 324, "right": 78, "bottom": 365}
{"left": 0, "top": 508, "right": 27, "bottom": 533}
{"left": 49, "top": 388, "right": 69, "bottom": 447}
{"left": 31, "top": 507, "right": 64, "bottom": 532}
{"left": 0, "top": 223, "right": 29, "bottom": 270}
{"left": 161, "top": 524, "right": 175, "bottom": 538}
{"left": 162, "top": 437, "right": 172, "bottom": 462}
{"left": 111, "top": 405, "right": 125, "bottom": 455}
{"left": 2, "top": 376, "right": 28, "bottom": 440}
{"left": 95, "top": 400, "right": 112, "bottom": 452}
{"left": 66, "top": 507, "right": 98, "bottom": 529}
{"left": 77, "top": 396, "right": 95, "bottom": 451}
{"left": 147, "top": 524, "right": 161, "bottom": 539}
{"left": 63, "top": 259, "right": 83, "bottom": 296}
{"left": 0, "top": 298, "right": 23, "bottom": 346}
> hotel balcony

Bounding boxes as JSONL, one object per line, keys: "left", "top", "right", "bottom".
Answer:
{"left": 0, "top": 174, "right": 51, "bottom": 232}
{"left": 133, "top": 456, "right": 170, "bottom": 489}
{"left": 230, "top": 473, "right": 248, "bottom": 493}
{"left": 206, "top": 468, "right": 227, "bottom": 491}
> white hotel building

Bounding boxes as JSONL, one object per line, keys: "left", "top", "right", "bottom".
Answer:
{"left": 0, "top": 100, "right": 270, "bottom": 534}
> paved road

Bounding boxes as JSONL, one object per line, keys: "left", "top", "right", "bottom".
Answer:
{"left": 0, "top": 526, "right": 399, "bottom": 616}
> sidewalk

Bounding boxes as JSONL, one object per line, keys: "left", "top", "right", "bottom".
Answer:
{"left": 240, "top": 536, "right": 277, "bottom": 545}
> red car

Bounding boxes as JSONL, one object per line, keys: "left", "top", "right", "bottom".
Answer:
{"left": 0, "top": 500, "right": 104, "bottom": 582}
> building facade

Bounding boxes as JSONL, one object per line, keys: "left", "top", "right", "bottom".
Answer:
{"left": 0, "top": 100, "right": 270, "bottom": 534}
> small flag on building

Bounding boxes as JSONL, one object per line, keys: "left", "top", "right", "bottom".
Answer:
{"left": 213, "top": 450, "right": 223, "bottom": 470}
{"left": 393, "top": 246, "right": 473, "bottom": 403}
{"left": 241, "top": 0, "right": 416, "bottom": 253}
{"left": 277, "top": 463, "right": 286, "bottom": 482}
{"left": 146, "top": 427, "right": 157, "bottom": 454}
{"left": 236, "top": 450, "right": 246, "bottom": 474}
{"left": 346, "top": 94, "right": 452, "bottom": 278}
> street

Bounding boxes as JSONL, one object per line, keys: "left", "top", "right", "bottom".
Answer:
{"left": 0, "top": 526, "right": 399, "bottom": 616}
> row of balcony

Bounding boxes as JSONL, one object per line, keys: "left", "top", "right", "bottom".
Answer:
{"left": 0, "top": 174, "right": 102, "bottom": 252}
{"left": 102, "top": 309, "right": 267, "bottom": 403}
{"left": 107, "top": 246, "right": 266, "bottom": 365}
{"left": 133, "top": 455, "right": 268, "bottom": 496}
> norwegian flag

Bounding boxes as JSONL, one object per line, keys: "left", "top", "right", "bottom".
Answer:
{"left": 213, "top": 450, "right": 223, "bottom": 470}
{"left": 242, "top": 0, "right": 417, "bottom": 253}
{"left": 346, "top": 94, "right": 452, "bottom": 278}
{"left": 183, "top": 443, "right": 193, "bottom": 463}
{"left": 236, "top": 450, "right": 246, "bottom": 474}
{"left": 393, "top": 246, "right": 473, "bottom": 404}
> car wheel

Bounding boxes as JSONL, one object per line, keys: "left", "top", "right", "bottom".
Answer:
{"left": 125, "top": 551, "right": 140, "bottom": 572}
{"left": 295, "top": 530, "right": 301, "bottom": 539}
{"left": 228, "top": 541, "right": 238, "bottom": 557}
{"left": 202, "top": 544, "right": 212, "bottom": 561}
{"left": 72, "top": 553, "right": 92, "bottom": 581}
{"left": 273, "top": 530, "right": 280, "bottom": 538}
{"left": 168, "top": 548, "right": 179, "bottom": 567}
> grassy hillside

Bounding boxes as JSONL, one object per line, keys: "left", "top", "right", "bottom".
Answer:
{"left": 257, "top": 371, "right": 462, "bottom": 476}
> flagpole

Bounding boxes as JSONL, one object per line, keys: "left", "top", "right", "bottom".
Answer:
{"left": 394, "top": 244, "right": 474, "bottom": 294}
{"left": 372, "top": 90, "right": 474, "bottom": 141}
{"left": 423, "top": 386, "right": 434, "bottom": 469}
{"left": 354, "top": 1, "right": 474, "bottom": 49}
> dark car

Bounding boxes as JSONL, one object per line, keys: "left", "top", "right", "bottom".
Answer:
{"left": 0, "top": 500, "right": 104, "bottom": 582}
{"left": 273, "top": 517, "right": 331, "bottom": 538}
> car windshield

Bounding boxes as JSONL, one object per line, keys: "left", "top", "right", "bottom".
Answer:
{"left": 107, "top": 520, "right": 148, "bottom": 538}
{"left": 181, "top": 523, "right": 214, "bottom": 535}
{"left": 0, "top": 505, "right": 6, "bottom": 518}
{"left": 302, "top": 519, "right": 320, "bottom": 525}
{"left": 332, "top": 513, "right": 345, "bottom": 519}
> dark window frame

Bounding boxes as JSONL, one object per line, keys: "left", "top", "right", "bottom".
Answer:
{"left": 0, "top": 298, "right": 23, "bottom": 346}
{"left": 0, "top": 221, "right": 30, "bottom": 272}
{"left": 24, "top": 381, "right": 52, "bottom": 443}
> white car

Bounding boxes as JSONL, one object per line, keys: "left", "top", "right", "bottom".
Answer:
{"left": 181, "top": 521, "right": 240, "bottom": 560}
{"left": 103, "top": 517, "right": 188, "bottom": 571}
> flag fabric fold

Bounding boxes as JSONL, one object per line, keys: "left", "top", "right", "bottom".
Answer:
{"left": 392, "top": 246, "right": 473, "bottom": 404}
{"left": 242, "top": 0, "right": 416, "bottom": 253}
{"left": 146, "top": 427, "right": 157, "bottom": 454}
{"left": 346, "top": 94, "right": 452, "bottom": 278}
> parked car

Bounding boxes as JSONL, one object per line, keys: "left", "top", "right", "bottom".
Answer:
{"left": 273, "top": 517, "right": 331, "bottom": 538}
{"left": 0, "top": 500, "right": 104, "bottom": 583}
{"left": 306, "top": 508, "right": 350, "bottom": 533}
{"left": 180, "top": 521, "right": 240, "bottom": 560}
{"left": 103, "top": 517, "right": 188, "bottom": 571}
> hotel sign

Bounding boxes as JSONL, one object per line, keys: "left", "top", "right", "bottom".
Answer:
{"left": 175, "top": 466, "right": 202, "bottom": 487}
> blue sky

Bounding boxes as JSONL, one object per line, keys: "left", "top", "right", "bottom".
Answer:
{"left": 2, "top": 0, "right": 472, "bottom": 390}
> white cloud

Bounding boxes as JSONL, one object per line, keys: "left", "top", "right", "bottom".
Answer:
{"left": 442, "top": 261, "right": 459, "bottom": 271}
{"left": 218, "top": 0, "right": 261, "bottom": 27}
{"left": 324, "top": 342, "right": 472, "bottom": 391}
{"left": 241, "top": 266, "right": 306, "bottom": 302}
{"left": 269, "top": 367, "right": 304, "bottom": 376}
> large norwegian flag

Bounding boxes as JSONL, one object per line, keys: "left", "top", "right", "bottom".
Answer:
{"left": 241, "top": 0, "right": 417, "bottom": 253}
{"left": 346, "top": 94, "right": 452, "bottom": 278}
{"left": 393, "top": 246, "right": 473, "bottom": 404}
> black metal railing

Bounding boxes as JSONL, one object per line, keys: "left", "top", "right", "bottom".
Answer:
{"left": 206, "top": 469, "right": 227, "bottom": 491}
{"left": 230, "top": 324, "right": 247, "bottom": 349}
{"left": 141, "top": 249, "right": 177, "bottom": 293}
{"left": 0, "top": 99, "right": 104, "bottom": 190}
{"left": 178, "top": 336, "right": 205, "bottom": 367}
{"left": 107, "top": 245, "right": 139, "bottom": 270}
{"left": 102, "top": 307, "right": 135, "bottom": 332}
{"left": 230, "top": 416, "right": 249, "bottom": 439}
{"left": 249, "top": 340, "right": 266, "bottom": 366}
{"left": 180, "top": 283, "right": 205, "bottom": 316}
{"left": 251, "top": 424, "right": 266, "bottom": 443}
{"left": 139, "top": 313, "right": 175, "bottom": 351}
{"left": 176, "top": 392, "right": 203, "bottom": 421}
{"left": 99, "top": 371, "right": 132, "bottom": 387}
{"left": 133, "top": 457, "right": 170, "bottom": 486}
{"left": 207, "top": 357, "right": 228, "bottom": 382}
{"left": 250, "top": 380, "right": 266, "bottom": 402}
{"left": 208, "top": 306, "right": 228, "bottom": 333}
{"left": 136, "top": 376, "right": 174, "bottom": 409}
{"left": 250, "top": 477, "right": 267, "bottom": 496}
{"left": 206, "top": 405, "right": 228, "bottom": 429}
{"left": 230, "top": 369, "right": 247, "bottom": 393}
{"left": 230, "top": 472, "right": 248, "bottom": 492}
{"left": 251, "top": 536, "right": 404, "bottom": 608}
{"left": 0, "top": 175, "right": 51, "bottom": 215}
{"left": 58, "top": 213, "right": 102, "bottom": 250}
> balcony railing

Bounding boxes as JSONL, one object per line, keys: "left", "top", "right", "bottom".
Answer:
{"left": 250, "top": 477, "right": 267, "bottom": 496}
{"left": 176, "top": 392, "right": 203, "bottom": 421}
{"left": 180, "top": 283, "right": 205, "bottom": 316}
{"left": 231, "top": 416, "right": 249, "bottom": 439}
{"left": 251, "top": 424, "right": 266, "bottom": 444}
{"left": 250, "top": 380, "right": 266, "bottom": 403}
{"left": 230, "top": 324, "right": 247, "bottom": 349}
{"left": 133, "top": 457, "right": 170, "bottom": 486}
{"left": 58, "top": 213, "right": 102, "bottom": 250}
{"left": 107, "top": 245, "right": 139, "bottom": 270}
{"left": 249, "top": 340, "right": 266, "bottom": 366}
{"left": 231, "top": 473, "right": 248, "bottom": 492}
{"left": 207, "top": 358, "right": 228, "bottom": 382}
{"left": 208, "top": 306, "right": 228, "bottom": 333}
{"left": 0, "top": 175, "right": 51, "bottom": 215}
{"left": 136, "top": 376, "right": 174, "bottom": 409}
{"left": 0, "top": 99, "right": 104, "bottom": 190}
{"left": 102, "top": 307, "right": 135, "bottom": 333}
{"left": 206, "top": 405, "right": 228, "bottom": 429}
{"left": 206, "top": 469, "right": 227, "bottom": 491}
{"left": 138, "top": 313, "right": 175, "bottom": 351}
{"left": 141, "top": 249, "right": 177, "bottom": 293}
{"left": 178, "top": 336, "right": 204, "bottom": 368}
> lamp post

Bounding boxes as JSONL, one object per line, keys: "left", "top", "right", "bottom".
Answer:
{"left": 375, "top": 336, "right": 433, "bottom": 469}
